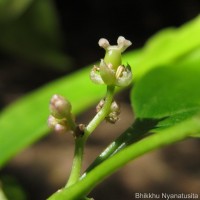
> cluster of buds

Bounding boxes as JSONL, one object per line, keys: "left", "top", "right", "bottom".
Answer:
{"left": 96, "top": 100, "right": 120, "bottom": 124}
{"left": 90, "top": 36, "right": 132, "bottom": 87}
{"left": 48, "top": 94, "right": 75, "bottom": 134}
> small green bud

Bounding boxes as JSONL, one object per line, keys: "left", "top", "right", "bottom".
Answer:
{"left": 50, "top": 94, "right": 72, "bottom": 119}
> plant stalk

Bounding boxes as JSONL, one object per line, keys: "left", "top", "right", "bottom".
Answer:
{"left": 48, "top": 115, "right": 200, "bottom": 200}
{"left": 83, "top": 85, "right": 115, "bottom": 141}
{"left": 66, "top": 85, "right": 115, "bottom": 187}
{"left": 66, "top": 138, "right": 85, "bottom": 187}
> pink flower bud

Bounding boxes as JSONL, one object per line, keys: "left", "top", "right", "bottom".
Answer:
{"left": 50, "top": 94, "right": 72, "bottom": 119}
{"left": 54, "top": 124, "right": 67, "bottom": 134}
{"left": 47, "top": 115, "right": 58, "bottom": 129}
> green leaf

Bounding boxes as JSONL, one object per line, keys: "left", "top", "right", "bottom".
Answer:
{"left": 48, "top": 114, "right": 200, "bottom": 200}
{"left": 131, "top": 48, "right": 200, "bottom": 129}
{"left": 85, "top": 15, "right": 200, "bottom": 173}
{"left": 1, "top": 175, "right": 27, "bottom": 200}
{"left": 1, "top": 16, "right": 200, "bottom": 168}
{"left": 124, "top": 15, "right": 200, "bottom": 80}
{"left": 0, "top": 50, "right": 140, "bottom": 168}
{"left": 0, "top": 67, "right": 104, "bottom": 168}
{"left": 47, "top": 17, "right": 200, "bottom": 199}
{"left": 85, "top": 47, "right": 200, "bottom": 174}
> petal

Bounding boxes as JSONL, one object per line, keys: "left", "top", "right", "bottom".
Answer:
{"left": 115, "top": 67, "right": 133, "bottom": 87}
{"left": 90, "top": 66, "right": 104, "bottom": 84}
{"left": 100, "top": 59, "right": 116, "bottom": 85}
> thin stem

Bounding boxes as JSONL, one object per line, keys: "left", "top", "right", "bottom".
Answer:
{"left": 65, "top": 85, "right": 115, "bottom": 188}
{"left": 66, "top": 113, "right": 77, "bottom": 132}
{"left": 83, "top": 85, "right": 115, "bottom": 141}
{"left": 66, "top": 138, "right": 85, "bottom": 187}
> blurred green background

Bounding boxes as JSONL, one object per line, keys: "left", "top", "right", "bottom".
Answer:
{"left": 0, "top": 0, "right": 200, "bottom": 200}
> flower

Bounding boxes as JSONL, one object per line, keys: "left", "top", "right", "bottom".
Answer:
{"left": 90, "top": 36, "right": 132, "bottom": 87}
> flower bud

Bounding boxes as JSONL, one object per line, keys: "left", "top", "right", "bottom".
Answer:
{"left": 54, "top": 124, "right": 68, "bottom": 134}
{"left": 47, "top": 115, "right": 58, "bottom": 129}
{"left": 110, "top": 101, "right": 120, "bottom": 113}
{"left": 96, "top": 99, "right": 105, "bottom": 113}
{"left": 106, "top": 111, "right": 119, "bottom": 124}
{"left": 106, "top": 101, "right": 120, "bottom": 124}
{"left": 50, "top": 94, "right": 72, "bottom": 119}
{"left": 48, "top": 115, "right": 70, "bottom": 134}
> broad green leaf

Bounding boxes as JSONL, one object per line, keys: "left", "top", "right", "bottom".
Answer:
{"left": 0, "top": 67, "right": 104, "bottom": 168}
{"left": 83, "top": 47, "right": 200, "bottom": 174}
{"left": 48, "top": 114, "right": 200, "bottom": 200}
{"left": 85, "top": 16, "right": 200, "bottom": 172}
{"left": 131, "top": 48, "right": 200, "bottom": 129}
{"left": 124, "top": 15, "right": 200, "bottom": 80}
{"left": 1, "top": 16, "right": 200, "bottom": 168}
{"left": 0, "top": 49, "right": 138, "bottom": 168}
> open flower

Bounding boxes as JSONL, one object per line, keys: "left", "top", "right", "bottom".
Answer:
{"left": 90, "top": 36, "right": 132, "bottom": 87}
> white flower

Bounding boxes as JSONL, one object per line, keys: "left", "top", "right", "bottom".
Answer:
{"left": 90, "top": 36, "right": 132, "bottom": 87}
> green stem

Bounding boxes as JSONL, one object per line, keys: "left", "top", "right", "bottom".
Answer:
{"left": 66, "top": 113, "right": 77, "bottom": 132}
{"left": 66, "top": 138, "right": 85, "bottom": 187}
{"left": 83, "top": 85, "right": 115, "bottom": 141}
{"left": 48, "top": 115, "right": 200, "bottom": 200}
{"left": 66, "top": 85, "right": 115, "bottom": 187}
